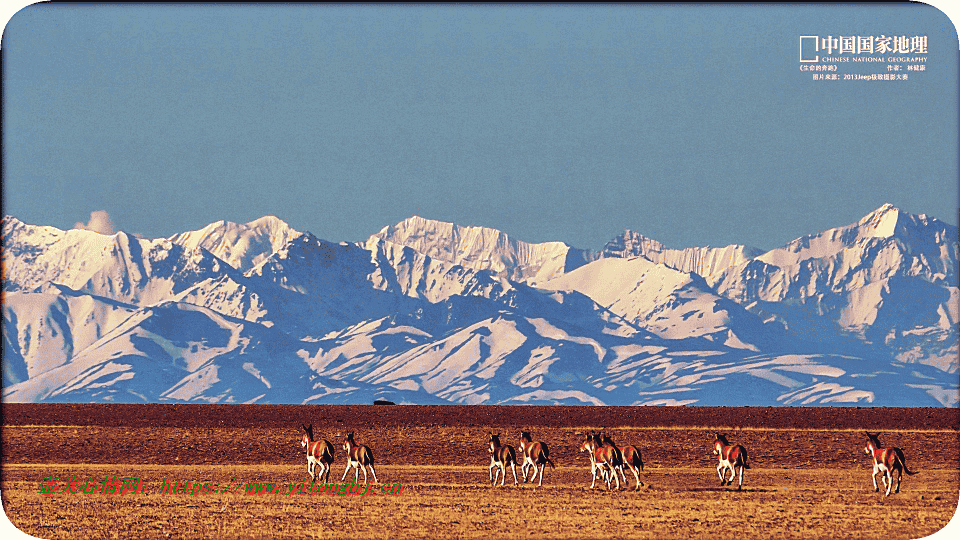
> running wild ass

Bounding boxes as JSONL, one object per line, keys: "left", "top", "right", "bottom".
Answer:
{"left": 601, "top": 434, "right": 645, "bottom": 490}
{"left": 518, "top": 431, "right": 555, "bottom": 487}
{"left": 579, "top": 432, "right": 622, "bottom": 490}
{"left": 341, "top": 432, "right": 379, "bottom": 484}
{"left": 713, "top": 433, "right": 750, "bottom": 490}
{"left": 300, "top": 424, "right": 335, "bottom": 483}
{"left": 488, "top": 433, "right": 519, "bottom": 486}
{"left": 863, "top": 432, "right": 917, "bottom": 496}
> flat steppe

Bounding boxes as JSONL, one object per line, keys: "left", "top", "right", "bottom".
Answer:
{"left": 2, "top": 404, "right": 958, "bottom": 539}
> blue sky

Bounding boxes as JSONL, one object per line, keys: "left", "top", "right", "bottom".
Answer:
{"left": 3, "top": 3, "right": 958, "bottom": 252}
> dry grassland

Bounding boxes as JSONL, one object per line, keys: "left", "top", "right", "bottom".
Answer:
{"left": 1, "top": 405, "right": 958, "bottom": 539}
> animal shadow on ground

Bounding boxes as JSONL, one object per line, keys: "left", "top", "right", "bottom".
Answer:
{"left": 687, "top": 487, "right": 775, "bottom": 493}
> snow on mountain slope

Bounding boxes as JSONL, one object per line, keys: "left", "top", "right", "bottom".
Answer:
{"left": 709, "top": 204, "right": 958, "bottom": 371}
{"left": 172, "top": 274, "right": 274, "bottom": 326}
{"left": 538, "top": 256, "right": 774, "bottom": 348}
{"left": 602, "top": 350, "right": 955, "bottom": 407}
{"left": 242, "top": 233, "right": 428, "bottom": 336}
{"left": 2, "top": 289, "right": 138, "bottom": 384}
{"left": 299, "top": 316, "right": 436, "bottom": 375}
{"left": 2, "top": 205, "right": 956, "bottom": 406}
{"left": 363, "top": 236, "right": 488, "bottom": 303}
{"left": 371, "top": 216, "right": 594, "bottom": 284}
{"left": 0, "top": 300, "right": 451, "bottom": 405}
{"left": 205, "top": 231, "right": 637, "bottom": 340}
{"left": 540, "top": 257, "right": 690, "bottom": 316}
{"left": 602, "top": 230, "right": 762, "bottom": 280}
{"left": 362, "top": 236, "right": 642, "bottom": 338}
{"left": 304, "top": 311, "right": 656, "bottom": 406}
{"left": 714, "top": 204, "right": 957, "bottom": 301}
{"left": 343, "top": 314, "right": 612, "bottom": 405}
{"left": 297, "top": 311, "right": 956, "bottom": 406}
{"left": 169, "top": 216, "right": 302, "bottom": 273}
{"left": 170, "top": 234, "right": 464, "bottom": 339}
{"left": 3, "top": 300, "right": 259, "bottom": 402}
{"left": 2, "top": 301, "right": 313, "bottom": 403}
{"left": 3, "top": 216, "right": 242, "bottom": 306}
{"left": 757, "top": 204, "right": 955, "bottom": 275}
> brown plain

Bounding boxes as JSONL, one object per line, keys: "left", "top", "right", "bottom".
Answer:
{"left": 2, "top": 404, "right": 958, "bottom": 539}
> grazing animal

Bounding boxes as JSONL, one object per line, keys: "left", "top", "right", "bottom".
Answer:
{"left": 488, "top": 433, "right": 519, "bottom": 486}
{"left": 519, "top": 431, "right": 555, "bottom": 487}
{"left": 579, "top": 432, "right": 621, "bottom": 490}
{"left": 341, "top": 432, "right": 379, "bottom": 484}
{"left": 601, "top": 434, "right": 645, "bottom": 490}
{"left": 864, "top": 432, "right": 917, "bottom": 496}
{"left": 713, "top": 433, "right": 749, "bottom": 490}
{"left": 300, "top": 424, "right": 335, "bottom": 483}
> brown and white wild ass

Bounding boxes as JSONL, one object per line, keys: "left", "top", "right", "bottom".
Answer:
{"left": 341, "top": 432, "right": 379, "bottom": 484}
{"left": 488, "top": 433, "right": 519, "bottom": 486}
{"left": 578, "top": 432, "right": 622, "bottom": 490}
{"left": 578, "top": 433, "right": 609, "bottom": 489}
{"left": 518, "top": 431, "right": 555, "bottom": 487}
{"left": 601, "top": 434, "right": 645, "bottom": 490}
{"left": 300, "top": 424, "right": 335, "bottom": 483}
{"left": 713, "top": 433, "right": 750, "bottom": 490}
{"left": 863, "top": 432, "right": 917, "bottom": 496}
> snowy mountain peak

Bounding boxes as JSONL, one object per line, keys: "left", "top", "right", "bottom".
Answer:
{"left": 858, "top": 203, "right": 902, "bottom": 238}
{"left": 757, "top": 203, "right": 957, "bottom": 271}
{"left": 3, "top": 207, "right": 957, "bottom": 406}
{"left": 249, "top": 215, "right": 287, "bottom": 227}
{"left": 371, "top": 216, "right": 582, "bottom": 284}
{"left": 2, "top": 216, "right": 242, "bottom": 305}
{"left": 603, "top": 230, "right": 665, "bottom": 257}
{"left": 169, "top": 216, "right": 302, "bottom": 273}
{"left": 854, "top": 204, "right": 958, "bottom": 257}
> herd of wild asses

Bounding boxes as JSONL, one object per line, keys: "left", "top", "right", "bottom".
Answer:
{"left": 300, "top": 426, "right": 917, "bottom": 496}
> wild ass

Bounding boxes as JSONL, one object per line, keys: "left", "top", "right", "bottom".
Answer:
{"left": 579, "top": 432, "right": 622, "bottom": 490}
{"left": 341, "top": 432, "right": 379, "bottom": 484}
{"left": 601, "top": 434, "right": 645, "bottom": 490}
{"left": 864, "top": 432, "right": 917, "bottom": 496}
{"left": 488, "top": 433, "right": 519, "bottom": 486}
{"left": 519, "top": 431, "right": 555, "bottom": 487}
{"left": 300, "top": 424, "right": 335, "bottom": 483}
{"left": 713, "top": 433, "right": 750, "bottom": 490}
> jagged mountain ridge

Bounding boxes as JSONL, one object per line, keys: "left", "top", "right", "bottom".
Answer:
{"left": 601, "top": 230, "right": 762, "bottom": 281}
{"left": 537, "top": 256, "right": 782, "bottom": 349}
{"left": 371, "top": 215, "right": 596, "bottom": 285}
{"left": 2, "top": 204, "right": 957, "bottom": 405}
{"left": 709, "top": 204, "right": 958, "bottom": 371}
{"left": 168, "top": 215, "right": 303, "bottom": 274}
{"left": 3, "top": 216, "right": 243, "bottom": 306}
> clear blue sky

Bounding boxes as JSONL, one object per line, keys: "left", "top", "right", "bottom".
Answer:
{"left": 3, "top": 3, "right": 958, "bottom": 252}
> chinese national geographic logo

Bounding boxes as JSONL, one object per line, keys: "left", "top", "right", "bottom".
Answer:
{"left": 800, "top": 35, "right": 928, "bottom": 62}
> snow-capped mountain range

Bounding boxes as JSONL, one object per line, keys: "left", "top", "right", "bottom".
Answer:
{"left": 3, "top": 204, "right": 957, "bottom": 406}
